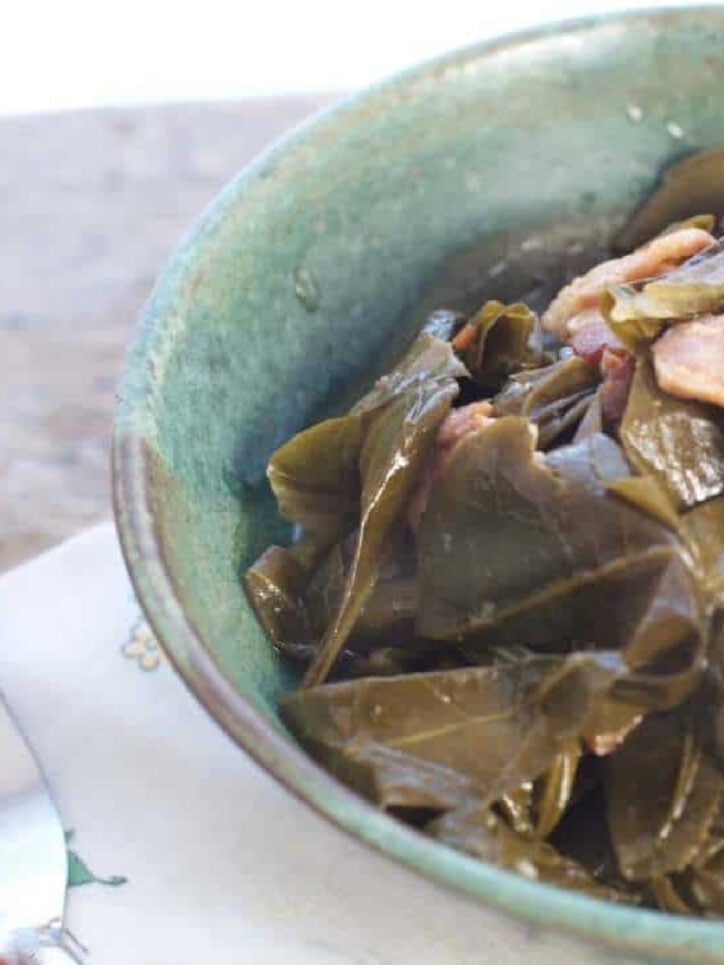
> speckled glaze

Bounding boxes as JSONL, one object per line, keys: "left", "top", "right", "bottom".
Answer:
{"left": 114, "top": 10, "right": 724, "bottom": 961}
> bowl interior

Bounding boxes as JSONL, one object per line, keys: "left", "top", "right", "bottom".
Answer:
{"left": 115, "top": 9, "right": 724, "bottom": 960}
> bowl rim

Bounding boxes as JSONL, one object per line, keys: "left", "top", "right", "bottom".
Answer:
{"left": 113, "top": 6, "right": 724, "bottom": 960}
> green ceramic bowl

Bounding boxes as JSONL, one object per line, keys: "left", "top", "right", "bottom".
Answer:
{"left": 114, "top": 8, "right": 724, "bottom": 961}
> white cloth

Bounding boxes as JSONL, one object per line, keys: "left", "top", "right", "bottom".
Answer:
{"left": 0, "top": 525, "right": 630, "bottom": 964}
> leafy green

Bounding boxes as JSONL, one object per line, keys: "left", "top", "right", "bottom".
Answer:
{"left": 494, "top": 356, "right": 599, "bottom": 448}
{"left": 282, "top": 652, "right": 641, "bottom": 813}
{"left": 304, "top": 532, "right": 419, "bottom": 643}
{"left": 599, "top": 291, "right": 667, "bottom": 352}
{"left": 267, "top": 333, "right": 464, "bottom": 543}
{"left": 430, "top": 803, "right": 638, "bottom": 902}
{"left": 681, "top": 801, "right": 724, "bottom": 916}
{"left": 533, "top": 739, "right": 581, "bottom": 838}
{"left": 246, "top": 176, "right": 724, "bottom": 916}
{"left": 606, "top": 708, "right": 724, "bottom": 882}
{"left": 416, "top": 419, "right": 695, "bottom": 658}
{"left": 244, "top": 544, "right": 314, "bottom": 648}
{"left": 620, "top": 356, "right": 724, "bottom": 510}
{"left": 572, "top": 387, "right": 604, "bottom": 441}
{"left": 455, "top": 300, "right": 539, "bottom": 391}
{"left": 650, "top": 874, "right": 698, "bottom": 915}
{"left": 604, "top": 475, "right": 680, "bottom": 532}
{"left": 261, "top": 333, "right": 466, "bottom": 685}
{"left": 304, "top": 382, "right": 459, "bottom": 685}
{"left": 681, "top": 497, "right": 724, "bottom": 602}
{"left": 498, "top": 782, "right": 535, "bottom": 835}
{"left": 602, "top": 243, "right": 724, "bottom": 351}
{"left": 267, "top": 415, "right": 365, "bottom": 548}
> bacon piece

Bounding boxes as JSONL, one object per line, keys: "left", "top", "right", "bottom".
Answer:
{"left": 542, "top": 227, "right": 715, "bottom": 338}
{"left": 568, "top": 309, "right": 625, "bottom": 366}
{"left": 652, "top": 314, "right": 724, "bottom": 407}
{"left": 408, "top": 402, "right": 494, "bottom": 531}
{"left": 600, "top": 349, "right": 636, "bottom": 423}
{"left": 567, "top": 311, "right": 633, "bottom": 421}
{"left": 451, "top": 322, "right": 477, "bottom": 352}
{"left": 436, "top": 401, "right": 494, "bottom": 449}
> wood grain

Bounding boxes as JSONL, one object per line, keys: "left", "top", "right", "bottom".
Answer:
{"left": 0, "top": 95, "right": 337, "bottom": 570}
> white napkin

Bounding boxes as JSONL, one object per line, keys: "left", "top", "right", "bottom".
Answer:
{"left": 0, "top": 525, "right": 632, "bottom": 964}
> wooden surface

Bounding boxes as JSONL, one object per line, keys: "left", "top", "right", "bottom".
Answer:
{"left": 0, "top": 95, "right": 337, "bottom": 571}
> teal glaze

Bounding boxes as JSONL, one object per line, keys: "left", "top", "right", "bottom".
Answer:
{"left": 114, "top": 9, "right": 724, "bottom": 960}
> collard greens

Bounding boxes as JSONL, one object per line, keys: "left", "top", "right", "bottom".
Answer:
{"left": 245, "top": 147, "right": 724, "bottom": 917}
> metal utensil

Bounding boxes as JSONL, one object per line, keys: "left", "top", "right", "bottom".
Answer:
{"left": 0, "top": 692, "right": 82, "bottom": 963}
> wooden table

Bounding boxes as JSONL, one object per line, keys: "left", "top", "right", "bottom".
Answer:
{"left": 0, "top": 95, "right": 336, "bottom": 570}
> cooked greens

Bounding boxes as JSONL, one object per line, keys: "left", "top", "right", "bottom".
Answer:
{"left": 244, "top": 147, "right": 724, "bottom": 918}
{"left": 620, "top": 356, "right": 724, "bottom": 509}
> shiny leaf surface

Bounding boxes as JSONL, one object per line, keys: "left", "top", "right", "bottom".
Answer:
{"left": 283, "top": 653, "right": 634, "bottom": 812}
{"left": 244, "top": 544, "right": 314, "bottom": 648}
{"left": 493, "top": 356, "right": 599, "bottom": 447}
{"left": 603, "top": 243, "right": 724, "bottom": 347}
{"left": 455, "top": 300, "right": 538, "bottom": 392}
{"left": 431, "top": 804, "right": 638, "bottom": 902}
{"left": 416, "top": 419, "right": 689, "bottom": 655}
{"left": 248, "top": 189, "right": 724, "bottom": 914}
{"left": 606, "top": 709, "right": 724, "bottom": 882}
{"left": 620, "top": 356, "right": 724, "bottom": 509}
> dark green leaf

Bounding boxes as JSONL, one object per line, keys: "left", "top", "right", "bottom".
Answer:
{"left": 604, "top": 475, "right": 680, "bottom": 532}
{"left": 244, "top": 544, "right": 314, "bottom": 648}
{"left": 685, "top": 821, "right": 724, "bottom": 916}
{"left": 456, "top": 300, "right": 539, "bottom": 392}
{"left": 494, "top": 356, "right": 599, "bottom": 448}
{"left": 534, "top": 739, "right": 581, "bottom": 838}
{"left": 282, "top": 651, "right": 668, "bottom": 816}
{"left": 572, "top": 387, "right": 604, "bottom": 442}
{"left": 306, "top": 537, "right": 419, "bottom": 642}
{"left": 267, "top": 333, "right": 467, "bottom": 546}
{"left": 298, "top": 532, "right": 471, "bottom": 678}
{"left": 651, "top": 800, "right": 724, "bottom": 916}
{"left": 606, "top": 709, "right": 724, "bottom": 882}
{"left": 650, "top": 874, "right": 698, "bottom": 915}
{"left": 498, "top": 782, "right": 535, "bottom": 835}
{"left": 267, "top": 414, "right": 366, "bottom": 546}
{"left": 602, "top": 243, "right": 724, "bottom": 350}
{"left": 350, "top": 332, "right": 468, "bottom": 415}
{"left": 620, "top": 355, "right": 724, "bottom": 510}
{"left": 304, "top": 380, "right": 459, "bottom": 685}
{"left": 260, "top": 333, "right": 466, "bottom": 686}
{"left": 416, "top": 419, "right": 693, "bottom": 659}
{"left": 599, "top": 291, "right": 667, "bottom": 352}
{"left": 681, "top": 497, "right": 724, "bottom": 602}
{"left": 430, "top": 804, "right": 638, "bottom": 902}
